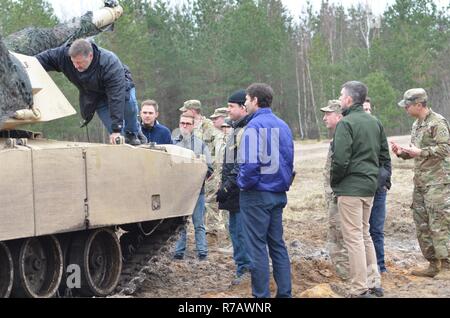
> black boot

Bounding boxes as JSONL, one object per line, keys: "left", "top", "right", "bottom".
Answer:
{"left": 125, "top": 132, "right": 141, "bottom": 146}
{"left": 137, "top": 130, "right": 148, "bottom": 144}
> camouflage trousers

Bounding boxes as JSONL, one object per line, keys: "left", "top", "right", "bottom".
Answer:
{"left": 326, "top": 193, "right": 350, "bottom": 280}
{"left": 412, "top": 184, "right": 450, "bottom": 261}
{"left": 204, "top": 176, "right": 228, "bottom": 235}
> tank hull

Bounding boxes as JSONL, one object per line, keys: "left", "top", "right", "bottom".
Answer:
{"left": 0, "top": 140, "right": 207, "bottom": 241}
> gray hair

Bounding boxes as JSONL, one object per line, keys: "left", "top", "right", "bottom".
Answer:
{"left": 68, "top": 39, "right": 93, "bottom": 57}
{"left": 342, "top": 81, "right": 368, "bottom": 105}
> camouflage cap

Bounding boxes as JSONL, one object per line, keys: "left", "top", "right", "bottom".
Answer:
{"left": 210, "top": 107, "right": 229, "bottom": 119}
{"left": 320, "top": 100, "right": 342, "bottom": 114}
{"left": 398, "top": 88, "right": 428, "bottom": 107}
{"left": 179, "top": 99, "right": 202, "bottom": 112}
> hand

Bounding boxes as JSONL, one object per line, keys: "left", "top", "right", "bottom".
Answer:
{"left": 402, "top": 144, "right": 422, "bottom": 158}
{"left": 216, "top": 188, "right": 228, "bottom": 203}
{"left": 110, "top": 132, "right": 121, "bottom": 144}
{"left": 390, "top": 141, "right": 403, "bottom": 155}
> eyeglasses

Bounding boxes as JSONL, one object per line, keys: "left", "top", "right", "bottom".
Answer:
{"left": 180, "top": 122, "right": 193, "bottom": 126}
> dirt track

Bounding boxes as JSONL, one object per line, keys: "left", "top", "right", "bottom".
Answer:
{"left": 136, "top": 135, "right": 450, "bottom": 298}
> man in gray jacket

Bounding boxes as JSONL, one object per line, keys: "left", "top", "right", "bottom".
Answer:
{"left": 173, "top": 113, "right": 213, "bottom": 261}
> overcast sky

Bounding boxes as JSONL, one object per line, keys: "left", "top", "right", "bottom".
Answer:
{"left": 49, "top": 0, "right": 450, "bottom": 21}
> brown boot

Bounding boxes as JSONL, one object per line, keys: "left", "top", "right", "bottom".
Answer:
{"left": 435, "top": 259, "right": 450, "bottom": 280}
{"left": 411, "top": 260, "right": 441, "bottom": 277}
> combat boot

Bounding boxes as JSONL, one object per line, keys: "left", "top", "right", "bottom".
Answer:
{"left": 434, "top": 259, "right": 450, "bottom": 280}
{"left": 137, "top": 130, "right": 148, "bottom": 144}
{"left": 411, "top": 260, "right": 441, "bottom": 277}
{"left": 125, "top": 132, "right": 141, "bottom": 146}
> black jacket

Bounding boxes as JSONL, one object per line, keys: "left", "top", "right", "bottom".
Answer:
{"left": 218, "top": 115, "right": 249, "bottom": 212}
{"left": 36, "top": 42, "right": 134, "bottom": 132}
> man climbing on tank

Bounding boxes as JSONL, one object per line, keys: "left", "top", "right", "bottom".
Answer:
{"left": 35, "top": 38, "right": 144, "bottom": 145}
{"left": 0, "top": 0, "right": 130, "bottom": 126}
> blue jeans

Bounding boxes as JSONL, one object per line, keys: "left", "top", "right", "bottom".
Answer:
{"left": 175, "top": 194, "right": 208, "bottom": 257}
{"left": 369, "top": 190, "right": 387, "bottom": 272}
{"left": 96, "top": 87, "right": 140, "bottom": 134}
{"left": 229, "top": 210, "right": 251, "bottom": 276}
{"left": 240, "top": 190, "right": 291, "bottom": 298}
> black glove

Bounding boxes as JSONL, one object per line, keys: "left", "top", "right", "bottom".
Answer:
{"left": 216, "top": 188, "right": 229, "bottom": 203}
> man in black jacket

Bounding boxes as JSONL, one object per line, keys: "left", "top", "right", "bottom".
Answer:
{"left": 35, "top": 38, "right": 143, "bottom": 145}
{"left": 216, "top": 89, "right": 251, "bottom": 284}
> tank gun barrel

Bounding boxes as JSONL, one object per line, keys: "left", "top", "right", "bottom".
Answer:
{"left": 4, "top": 3, "right": 124, "bottom": 56}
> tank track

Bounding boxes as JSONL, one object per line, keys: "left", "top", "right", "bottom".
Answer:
{"left": 114, "top": 216, "right": 188, "bottom": 296}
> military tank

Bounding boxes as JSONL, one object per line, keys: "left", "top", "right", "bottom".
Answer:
{"left": 0, "top": 4, "right": 207, "bottom": 299}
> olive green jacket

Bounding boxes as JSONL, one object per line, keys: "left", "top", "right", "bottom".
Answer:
{"left": 331, "top": 104, "right": 391, "bottom": 197}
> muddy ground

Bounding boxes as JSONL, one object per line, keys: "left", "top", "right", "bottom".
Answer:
{"left": 136, "top": 136, "right": 450, "bottom": 298}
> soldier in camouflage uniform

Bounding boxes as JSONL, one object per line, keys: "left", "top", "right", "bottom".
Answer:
{"left": 180, "top": 100, "right": 222, "bottom": 237}
{"left": 210, "top": 107, "right": 229, "bottom": 169}
{"left": 320, "top": 100, "right": 350, "bottom": 280}
{"left": 204, "top": 107, "right": 231, "bottom": 236}
{"left": 391, "top": 88, "right": 450, "bottom": 279}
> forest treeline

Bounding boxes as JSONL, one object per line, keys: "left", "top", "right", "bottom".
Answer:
{"left": 1, "top": 0, "right": 449, "bottom": 142}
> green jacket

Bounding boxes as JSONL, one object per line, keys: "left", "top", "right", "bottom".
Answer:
{"left": 331, "top": 104, "right": 390, "bottom": 197}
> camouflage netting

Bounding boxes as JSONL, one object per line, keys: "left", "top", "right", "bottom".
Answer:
{"left": 4, "top": 11, "right": 103, "bottom": 56}
{"left": 0, "top": 34, "right": 33, "bottom": 123}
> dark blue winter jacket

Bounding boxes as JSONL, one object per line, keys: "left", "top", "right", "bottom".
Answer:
{"left": 142, "top": 122, "right": 173, "bottom": 144}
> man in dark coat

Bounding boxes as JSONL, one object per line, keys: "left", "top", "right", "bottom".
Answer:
{"left": 35, "top": 38, "right": 143, "bottom": 145}
{"left": 216, "top": 89, "right": 251, "bottom": 284}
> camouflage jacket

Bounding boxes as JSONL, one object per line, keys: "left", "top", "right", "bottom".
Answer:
{"left": 212, "top": 129, "right": 226, "bottom": 178}
{"left": 193, "top": 116, "right": 218, "bottom": 159}
{"left": 399, "top": 109, "right": 450, "bottom": 187}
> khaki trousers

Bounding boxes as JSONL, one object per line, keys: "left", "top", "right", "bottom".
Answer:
{"left": 338, "top": 196, "right": 381, "bottom": 295}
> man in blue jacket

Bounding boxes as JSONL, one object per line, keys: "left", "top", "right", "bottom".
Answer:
{"left": 35, "top": 38, "right": 143, "bottom": 145}
{"left": 140, "top": 99, "right": 172, "bottom": 144}
{"left": 238, "top": 83, "right": 294, "bottom": 298}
